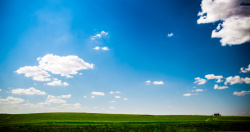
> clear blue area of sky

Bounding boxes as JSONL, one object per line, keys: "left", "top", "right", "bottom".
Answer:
{"left": 0, "top": 0, "right": 249, "bottom": 115}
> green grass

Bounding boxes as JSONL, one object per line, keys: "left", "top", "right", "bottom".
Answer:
{"left": 0, "top": 113, "right": 249, "bottom": 131}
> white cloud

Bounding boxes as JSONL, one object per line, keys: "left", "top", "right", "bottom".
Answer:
{"left": 91, "top": 91, "right": 105, "bottom": 96}
{"left": 38, "top": 54, "right": 94, "bottom": 78}
{"left": 167, "top": 33, "right": 173, "bottom": 37}
{"left": 233, "top": 91, "right": 250, "bottom": 96}
{"left": 0, "top": 96, "right": 25, "bottom": 104}
{"left": 102, "top": 47, "right": 109, "bottom": 51}
{"left": 109, "top": 91, "right": 114, "bottom": 94}
{"left": 145, "top": 80, "right": 151, "bottom": 85}
{"left": 241, "top": 64, "right": 250, "bottom": 73}
{"left": 194, "top": 77, "right": 207, "bottom": 85}
{"left": 90, "top": 31, "right": 108, "bottom": 40}
{"left": 46, "top": 95, "right": 66, "bottom": 104}
{"left": 205, "top": 74, "right": 223, "bottom": 83}
{"left": 93, "top": 46, "right": 100, "bottom": 50}
{"left": 244, "top": 77, "right": 250, "bottom": 84}
{"left": 224, "top": 76, "right": 244, "bottom": 85}
{"left": 153, "top": 81, "right": 164, "bottom": 85}
{"left": 46, "top": 80, "right": 69, "bottom": 86}
{"left": 115, "top": 96, "right": 120, "bottom": 98}
{"left": 110, "top": 100, "right": 116, "bottom": 103}
{"left": 195, "top": 89, "right": 204, "bottom": 92}
{"left": 183, "top": 93, "right": 192, "bottom": 96}
{"left": 0, "top": 89, "right": 1, "bottom": 92}
{"left": 91, "top": 96, "right": 95, "bottom": 98}
{"left": 12, "top": 87, "right": 46, "bottom": 95}
{"left": 123, "top": 98, "right": 128, "bottom": 101}
{"left": 15, "top": 66, "right": 51, "bottom": 81}
{"left": 214, "top": 84, "right": 229, "bottom": 89}
{"left": 84, "top": 96, "right": 87, "bottom": 99}
{"left": 197, "top": 0, "right": 250, "bottom": 46}
{"left": 61, "top": 94, "right": 71, "bottom": 98}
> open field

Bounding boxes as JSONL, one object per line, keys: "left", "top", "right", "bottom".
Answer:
{"left": 0, "top": 113, "right": 250, "bottom": 131}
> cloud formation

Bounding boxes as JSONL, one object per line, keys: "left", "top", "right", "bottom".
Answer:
{"left": 61, "top": 94, "right": 71, "bottom": 98}
{"left": 145, "top": 80, "right": 151, "bottom": 85}
{"left": 183, "top": 93, "right": 192, "bottom": 96}
{"left": 240, "top": 64, "right": 250, "bottom": 73}
{"left": 205, "top": 74, "right": 223, "bottom": 83}
{"left": 90, "top": 31, "right": 108, "bottom": 40}
{"left": 0, "top": 96, "right": 25, "bottom": 104}
{"left": 214, "top": 84, "right": 229, "bottom": 89}
{"left": 46, "top": 79, "right": 69, "bottom": 86}
{"left": 153, "top": 81, "right": 164, "bottom": 85}
{"left": 224, "top": 76, "right": 250, "bottom": 85}
{"left": 197, "top": 0, "right": 250, "bottom": 46}
{"left": 167, "top": 33, "right": 173, "bottom": 37}
{"left": 15, "top": 66, "right": 51, "bottom": 81}
{"left": 93, "top": 46, "right": 109, "bottom": 51}
{"left": 38, "top": 54, "right": 94, "bottom": 78}
{"left": 12, "top": 87, "right": 46, "bottom": 95}
{"left": 91, "top": 91, "right": 105, "bottom": 96}
{"left": 233, "top": 91, "right": 250, "bottom": 96}
{"left": 194, "top": 77, "right": 207, "bottom": 85}
{"left": 195, "top": 89, "right": 204, "bottom": 92}
{"left": 46, "top": 95, "right": 66, "bottom": 104}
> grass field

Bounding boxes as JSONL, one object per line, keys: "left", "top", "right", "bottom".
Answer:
{"left": 0, "top": 113, "right": 250, "bottom": 131}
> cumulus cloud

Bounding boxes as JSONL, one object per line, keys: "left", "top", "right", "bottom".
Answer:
{"left": 197, "top": 0, "right": 250, "bottom": 46}
{"left": 46, "top": 95, "right": 66, "bottom": 104}
{"left": 91, "top": 91, "right": 105, "bottom": 96}
{"left": 194, "top": 77, "right": 207, "bottom": 85}
{"left": 233, "top": 91, "right": 250, "bottom": 96}
{"left": 12, "top": 87, "right": 46, "bottom": 95}
{"left": 38, "top": 54, "right": 94, "bottom": 78}
{"left": 0, "top": 96, "right": 25, "bottom": 104}
{"left": 93, "top": 46, "right": 109, "bottom": 51}
{"left": 145, "top": 80, "right": 151, "bottom": 85}
{"left": 224, "top": 76, "right": 244, "bottom": 85}
{"left": 205, "top": 74, "right": 223, "bottom": 83}
{"left": 195, "top": 89, "right": 204, "bottom": 92}
{"left": 93, "top": 46, "right": 100, "bottom": 50}
{"left": 167, "top": 33, "right": 173, "bottom": 37}
{"left": 46, "top": 80, "right": 69, "bottom": 86}
{"left": 183, "top": 93, "right": 192, "bottom": 96}
{"left": 214, "top": 84, "right": 229, "bottom": 89}
{"left": 241, "top": 64, "right": 250, "bottom": 73}
{"left": 90, "top": 31, "right": 108, "bottom": 40}
{"left": 15, "top": 66, "right": 51, "bottom": 81}
{"left": 61, "top": 94, "right": 71, "bottom": 98}
{"left": 102, "top": 47, "right": 109, "bottom": 51}
{"left": 153, "top": 81, "right": 164, "bottom": 85}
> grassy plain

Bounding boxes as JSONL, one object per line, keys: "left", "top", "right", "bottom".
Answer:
{"left": 0, "top": 113, "right": 249, "bottom": 131}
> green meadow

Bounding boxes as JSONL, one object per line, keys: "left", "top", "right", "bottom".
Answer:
{"left": 0, "top": 113, "right": 249, "bottom": 131}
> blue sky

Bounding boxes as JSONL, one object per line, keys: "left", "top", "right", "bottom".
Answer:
{"left": 0, "top": 0, "right": 250, "bottom": 115}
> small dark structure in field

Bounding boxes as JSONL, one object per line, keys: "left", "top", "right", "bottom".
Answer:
{"left": 214, "top": 113, "right": 221, "bottom": 116}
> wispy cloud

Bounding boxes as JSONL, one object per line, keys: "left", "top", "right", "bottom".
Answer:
{"left": 183, "top": 93, "right": 192, "bottom": 96}
{"left": 233, "top": 91, "right": 250, "bottom": 96}
{"left": 167, "top": 33, "right": 173, "bottom": 37}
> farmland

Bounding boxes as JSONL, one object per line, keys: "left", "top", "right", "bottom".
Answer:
{"left": 0, "top": 113, "right": 249, "bottom": 131}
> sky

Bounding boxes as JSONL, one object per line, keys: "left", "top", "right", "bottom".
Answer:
{"left": 0, "top": 0, "right": 250, "bottom": 115}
